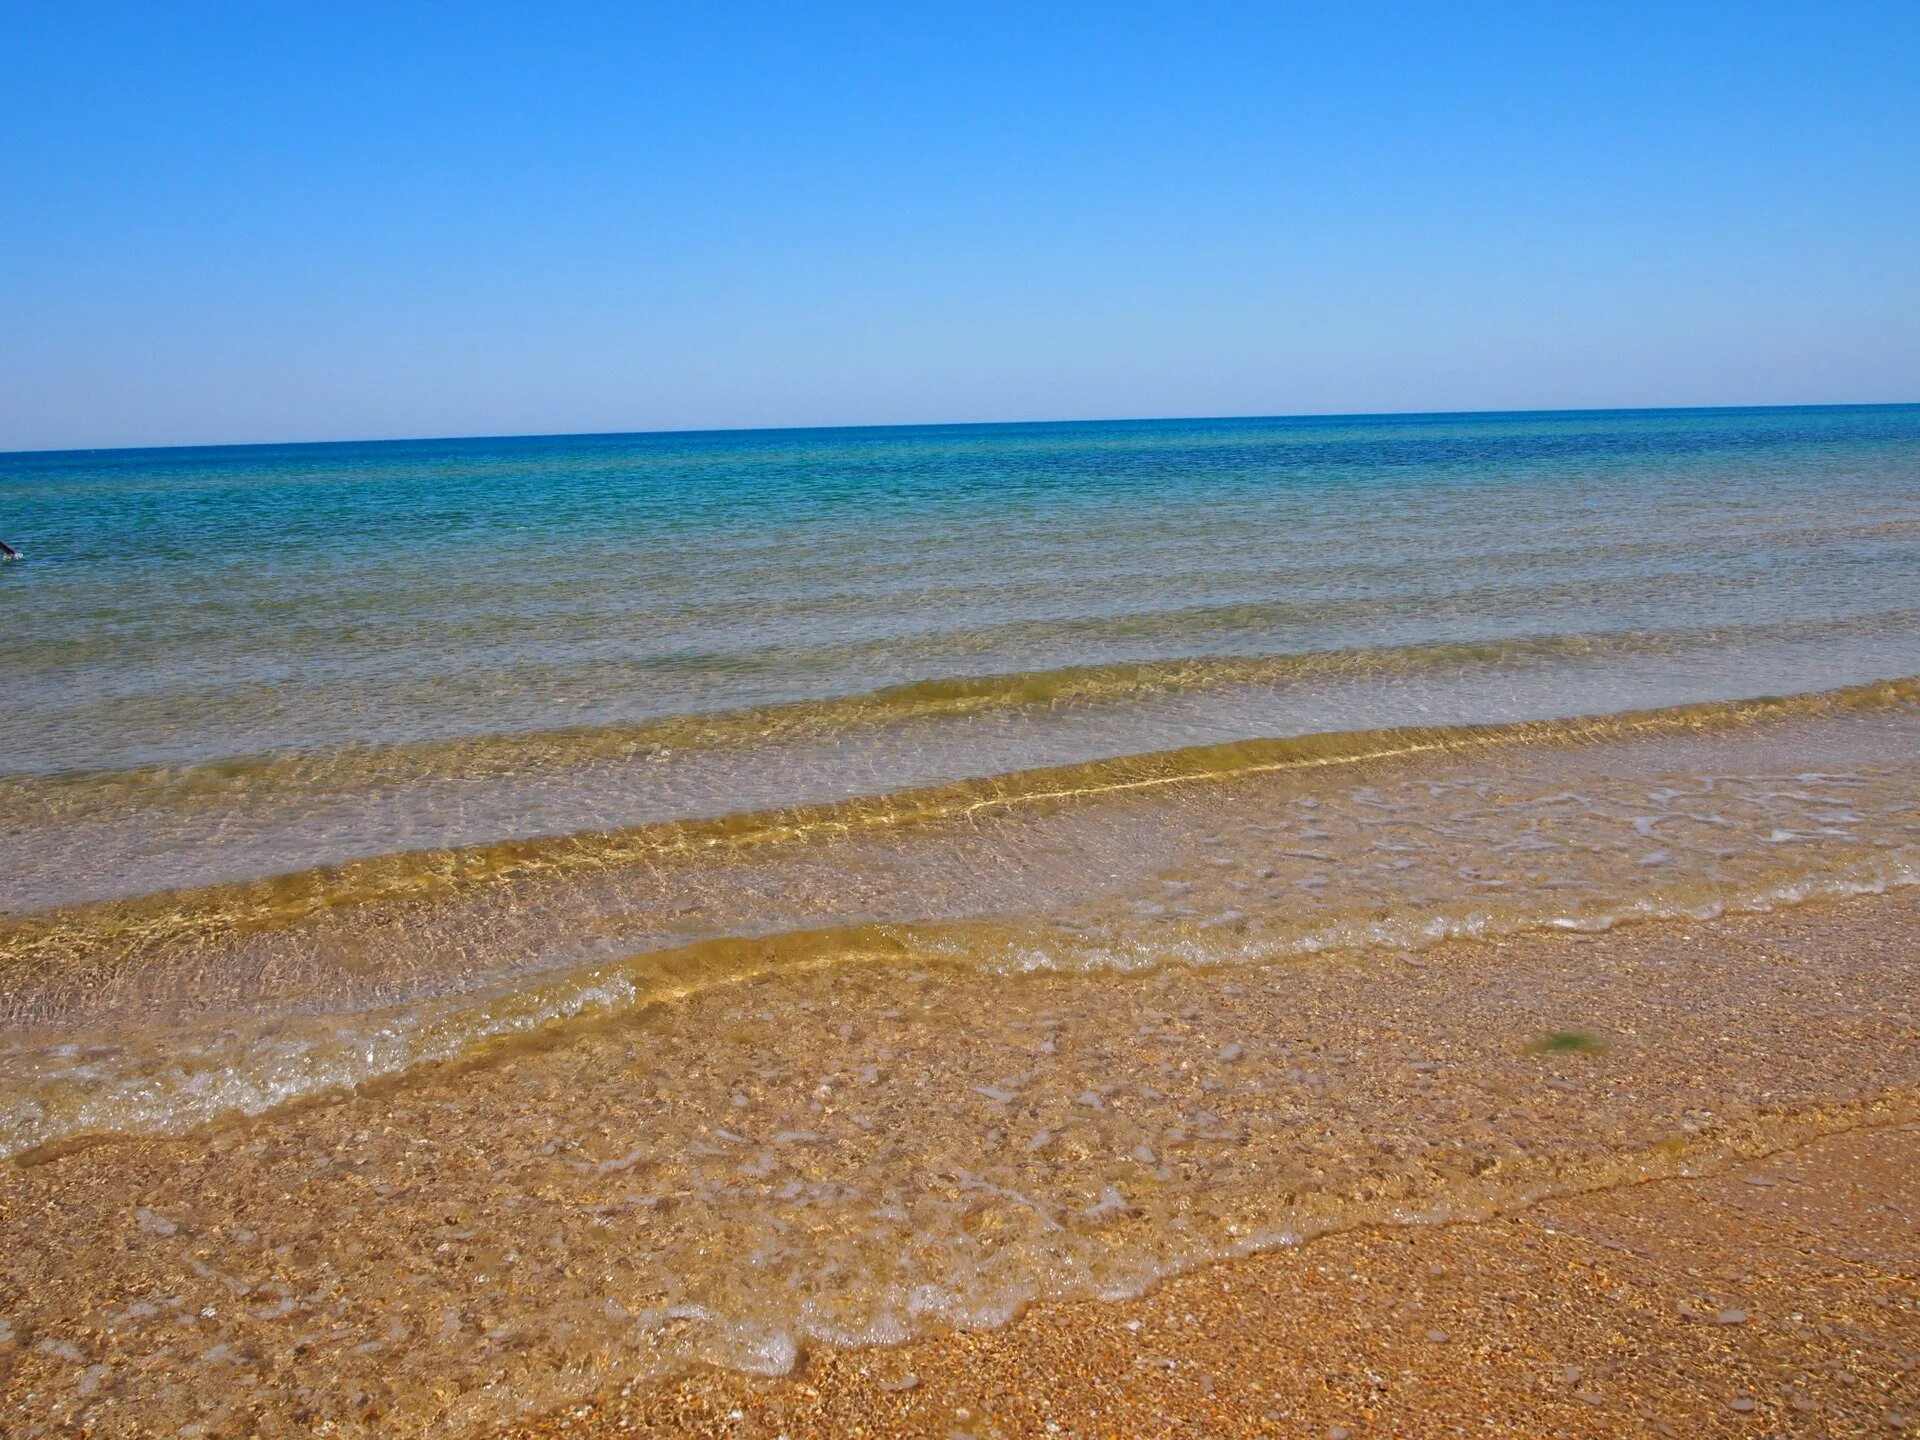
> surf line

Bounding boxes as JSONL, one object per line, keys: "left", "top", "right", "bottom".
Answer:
{"left": 8, "top": 677, "right": 1915, "bottom": 967}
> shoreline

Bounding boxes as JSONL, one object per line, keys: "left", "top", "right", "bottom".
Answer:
{"left": 7, "top": 881, "right": 1919, "bottom": 1436}
{"left": 501, "top": 1118, "right": 1919, "bottom": 1438}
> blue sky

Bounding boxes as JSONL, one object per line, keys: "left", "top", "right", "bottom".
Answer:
{"left": 2, "top": 2, "right": 1917, "bottom": 450}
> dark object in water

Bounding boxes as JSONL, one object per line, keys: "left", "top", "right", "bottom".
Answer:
{"left": 0, "top": 540, "right": 19, "bottom": 560}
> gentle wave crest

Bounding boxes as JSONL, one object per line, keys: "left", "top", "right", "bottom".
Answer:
{"left": 6, "top": 675, "right": 1920, "bottom": 1159}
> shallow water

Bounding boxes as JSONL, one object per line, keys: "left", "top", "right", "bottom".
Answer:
{"left": 3, "top": 406, "right": 1920, "bottom": 1435}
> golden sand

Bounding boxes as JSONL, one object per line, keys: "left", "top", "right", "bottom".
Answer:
{"left": 498, "top": 1120, "right": 1918, "bottom": 1439}
{"left": 5, "top": 888, "right": 1920, "bottom": 1435}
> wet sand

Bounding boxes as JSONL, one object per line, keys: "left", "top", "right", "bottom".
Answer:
{"left": 6, "top": 882, "right": 1918, "bottom": 1437}
{"left": 480, "top": 888, "right": 1920, "bottom": 1440}
{"left": 501, "top": 1119, "right": 1919, "bottom": 1439}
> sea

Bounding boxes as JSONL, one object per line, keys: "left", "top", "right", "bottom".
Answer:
{"left": 4, "top": 404, "right": 1920, "bottom": 1434}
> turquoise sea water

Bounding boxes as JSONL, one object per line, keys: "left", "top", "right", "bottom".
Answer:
{"left": 5, "top": 404, "right": 1920, "bottom": 908}
{"left": 6, "top": 405, "right": 1919, "bottom": 771}
{"left": 6, "top": 401, "right": 1920, "bottom": 1104}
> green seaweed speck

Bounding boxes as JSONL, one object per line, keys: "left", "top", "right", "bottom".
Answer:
{"left": 1531, "top": 1029, "right": 1608, "bottom": 1054}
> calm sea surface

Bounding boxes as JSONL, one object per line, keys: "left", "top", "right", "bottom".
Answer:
{"left": 6, "top": 405, "right": 1920, "bottom": 902}
{"left": 5, "top": 406, "right": 1920, "bottom": 1435}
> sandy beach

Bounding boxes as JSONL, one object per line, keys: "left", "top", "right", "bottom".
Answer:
{"left": 491, "top": 904, "right": 1920, "bottom": 1440}
{"left": 6, "top": 848, "right": 1919, "bottom": 1438}
{"left": 500, "top": 1119, "right": 1918, "bottom": 1438}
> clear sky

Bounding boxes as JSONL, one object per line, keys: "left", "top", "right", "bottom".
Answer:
{"left": 3, "top": 3, "right": 1917, "bottom": 451}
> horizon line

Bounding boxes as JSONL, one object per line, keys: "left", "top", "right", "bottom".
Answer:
{"left": 5, "top": 397, "right": 1917, "bottom": 462}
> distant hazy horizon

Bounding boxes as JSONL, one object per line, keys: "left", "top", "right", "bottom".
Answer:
{"left": 5, "top": 398, "right": 1918, "bottom": 460}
